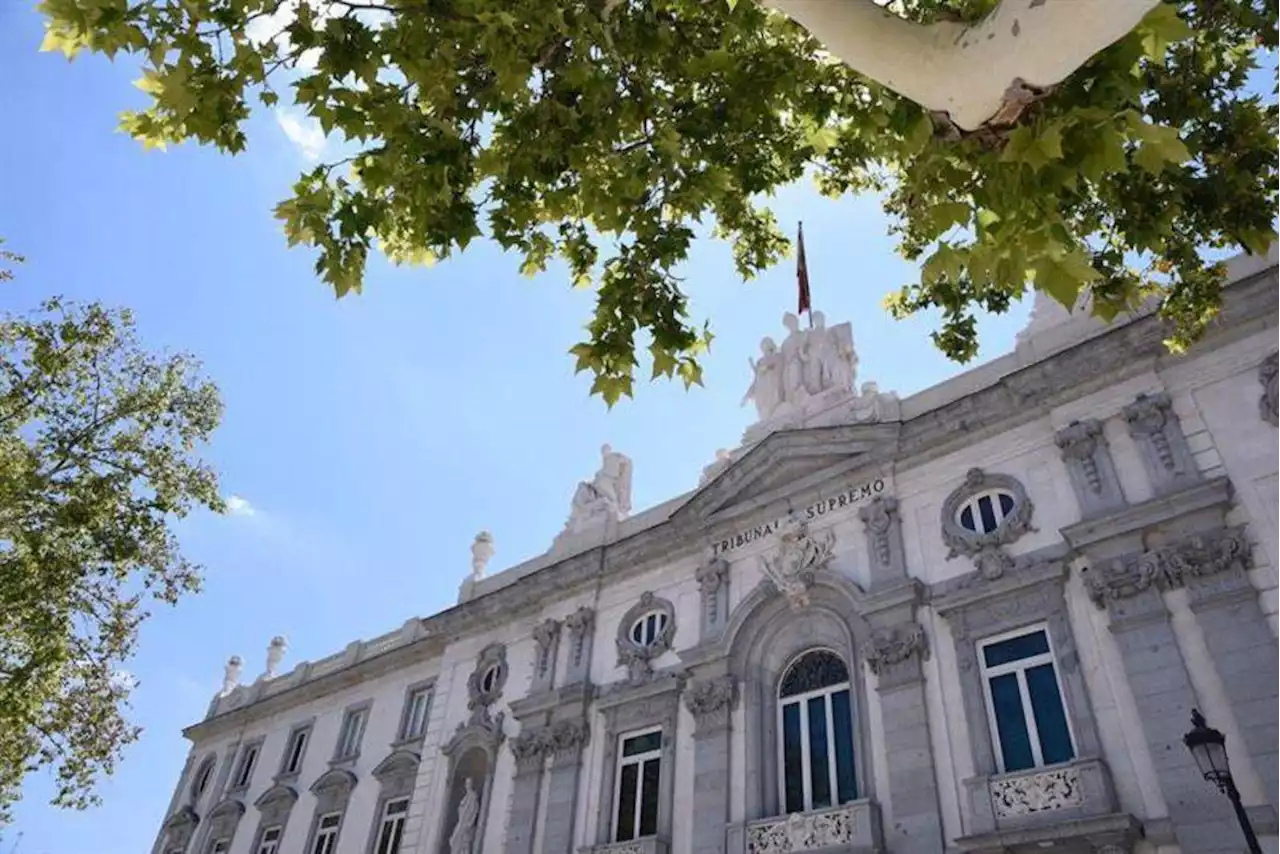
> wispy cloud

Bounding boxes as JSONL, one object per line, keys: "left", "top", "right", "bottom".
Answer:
{"left": 275, "top": 109, "right": 327, "bottom": 162}
{"left": 225, "top": 494, "right": 257, "bottom": 517}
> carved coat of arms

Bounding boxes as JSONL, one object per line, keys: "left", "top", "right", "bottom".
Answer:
{"left": 759, "top": 517, "right": 836, "bottom": 608}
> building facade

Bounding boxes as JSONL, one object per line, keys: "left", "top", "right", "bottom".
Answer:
{"left": 154, "top": 250, "right": 1280, "bottom": 854}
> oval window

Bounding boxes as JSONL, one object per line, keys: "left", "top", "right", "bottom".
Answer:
{"left": 479, "top": 663, "right": 501, "bottom": 694}
{"left": 956, "top": 489, "right": 1017, "bottom": 535}
{"left": 629, "top": 611, "right": 669, "bottom": 648}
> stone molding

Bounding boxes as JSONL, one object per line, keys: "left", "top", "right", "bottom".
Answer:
{"left": 940, "top": 468, "right": 1036, "bottom": 580}
{"left": 683, "top": 674, "right": 738, "bottom": 735}
{"left": 863, "top": 621, "right": 930, "bottom": 681}
{"left": 1082, "top": 526, "right": 1252, "bottom": 609}
{"left": 1260, "top": 352, "right": 1278, "bottom": 426}
{"left": 615, "top": 592, "right": 677, "bottom": 685}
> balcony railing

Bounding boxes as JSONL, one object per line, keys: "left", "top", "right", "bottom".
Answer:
{"left": 730, "top": 801, "right": 881, "bottom": 854}
{"left": 584, "top": 837, "right": 669, "bottom": 854}
{"left": 964, "top": 757, "right": 1118, "bottom": 836}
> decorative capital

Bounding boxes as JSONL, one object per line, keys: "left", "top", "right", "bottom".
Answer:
{"left": 547, "top": 718, "right": 591, "bottom": 762}
{"left": 683, "top": 674, "right": 738, "bottom": 734}
{"left": 509, "top": 728, "right": 548, "bottom": 774}
{"left": 1083, "top": 526, "right": 1252, "bottom": 608}
{"left": 1054, "top": 419, "right": 1103, "bottom": 460}
{"left": 864, "top": 621, "right": 930, "bottom": 677}
{"left": 1260, "top": 352, "right": 1278, "bottom": 427}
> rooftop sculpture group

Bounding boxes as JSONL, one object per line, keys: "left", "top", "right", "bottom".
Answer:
{"left": 742, "top": 310, "right": 857, "bottom": 423}
{"left": 552, "top": 443, "right": 634, "bottom": 551}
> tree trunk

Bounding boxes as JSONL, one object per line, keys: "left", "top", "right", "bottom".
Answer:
{"left": 759, "top": 0, "right": 1160, "bottom": 131}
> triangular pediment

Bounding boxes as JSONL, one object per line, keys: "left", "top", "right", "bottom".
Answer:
{"left": 675, "top": 423, "right": 899, "bottom": 526}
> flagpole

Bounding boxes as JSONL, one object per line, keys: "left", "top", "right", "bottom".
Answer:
{"left": 800, "top": 221, "right": 813, "bottom": 329}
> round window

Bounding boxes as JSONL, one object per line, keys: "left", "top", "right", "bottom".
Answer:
{"left": 629, "top": 610, "right": 669, "bottom": 648}
{"left": 479, "top": 663, "right": 501, "bottom": 694}
{"left": 956, "top": 489, "right": 1018, "bottom": 535}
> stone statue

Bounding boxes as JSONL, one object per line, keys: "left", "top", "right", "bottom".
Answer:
{"left": 558, "top": 445, "right": 633, "bottom": 542}
{"left": 700, "top": 448, "right": 735, "bottom": 486}
{"left": 470, "top": 531, "right": 495, "bottom": 580}
{"left": 779, "top": 312, "right": 809, "bottom": 407}
{"left": 741, "top": 337, "right": 784, "bottom": 420}
{"left": 264, "top": 636, "right": 288, "bottom": 680}
{"left": 449, "top": 777, "right": 481, "bottom": 854}
{"left": 818, "top": 313, "right": 857, "bottom": 393}
{"left": 221, "top": 655, "right": 243, "bottom": 697}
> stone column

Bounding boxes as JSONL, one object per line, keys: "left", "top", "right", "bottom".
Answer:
{"left": 1180, "top": 528, "right": 1278, "bottom": 810}
{"left": 862, "top": 584, "right": 945, "bottom": 854}
{"left": 506, "top": 731, "right": 547, "bottom": 854}
{"left": 1084, "top": 555, "right": 1242, "bottom": 854}
{"left": 684, "top": 674, "right": 738, "bottom": 854}
{"left": 540, "top": 719, "right": 590, "bottom": 854}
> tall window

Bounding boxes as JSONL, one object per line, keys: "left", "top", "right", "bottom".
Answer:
{"left": 978, "top": 626, "right": 1075, "bottom": 773}
{"left": 281, "top": 726, "right": 310, "bottom": 775}
{"left": 310, "top": 812, "right": 342, "bottom": 854}
{"left": 399, "top": 687, "right": 432, "bottom": 741}
{"left": 778, "top": 650, "right": 857, "bottom": 814}
{"left": 373, "top": 798, "right": 409, "bottom": 854}
{"left": 613, "top": 729, "right": 661, "bottom": 842}
{"left": 208, "top": 841, "right": 230, "bottom": 854}
{"left": 191, "top": 756, "right": 215, "bottom": 799}
{"left": 257, "top": 827, "right": 282, "bottom": 854}
{"left": 335, "top": 707, "right": 368, "bottom": 760}
{"left": 233, "top": 742, "right": 260, "bottom": 789}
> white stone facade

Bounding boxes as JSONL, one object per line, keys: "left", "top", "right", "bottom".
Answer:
{"left": 155, "top": 251, "right": 1280, "bottom": 854}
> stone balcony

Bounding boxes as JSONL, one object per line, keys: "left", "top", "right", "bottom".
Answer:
{"left": 958, "top": 758, "right": 1139, "bottom": 854}
{"left": 727, "top": 800, "right": 882, "bottom": 854}
{"left": 584, "top": 838, "right": 669, "bottom": 854}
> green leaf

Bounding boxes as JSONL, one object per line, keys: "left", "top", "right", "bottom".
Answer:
{"left": 1131, "top": 122, "right": 1190, "bottom": 174}
{"left": 1138, "top": 3, "right": 1194, "bottom": 62}
{"left": 1034, "top": 249, "right": 1099, "bottom": 309}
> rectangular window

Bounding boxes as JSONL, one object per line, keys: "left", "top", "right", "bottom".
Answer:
{"left": 311, "top": 811, "right": 342, "bottom": 854}
{"left": 233, "top": 742, "right": 260, "bottom": 789}
{"left": 613, "top": 729, "right": 662, "bottom": 842}
{"left": 257, "top": 826, "right": 282, "bottom": 854}
{"left": 374, "top": 797, "right": 410, "bottom": 854}
{"left": 979, "top": 626, "right": 1076, "bottom": 773}
{"left": 281, "top": 725, "right": 311, "bottom": 776}
{"left": 335, "top": 706, "right": 368, "bottom": 760}
{"left": 399, "top": 686, "right": 432, "bottom": 741}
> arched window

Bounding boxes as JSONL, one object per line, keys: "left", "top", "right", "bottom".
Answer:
{"left": 777, "top": 650, "right": 857, "bottom": 814}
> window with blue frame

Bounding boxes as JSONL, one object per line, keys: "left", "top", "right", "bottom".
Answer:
{"left": 777, "top": 650, "right": 858, "bottom": 814}
{"left": 978, "top": 626, "right": 1075, "bottom": 773}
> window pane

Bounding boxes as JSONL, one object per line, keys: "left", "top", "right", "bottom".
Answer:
{"left": 1026, "top": 664, "right": 1074, "bottom": 765}
{"left": 978, "top": 495, "right": 998, "bottom": 532}
{"left": 959, "top": 505, "right": 975, "bottom": 532}
{"left": 982, "top": 631, "right": 1050, "bottom": 668}
{"left": 639, "top": 757, "right": 660, "bottom": 837}
{"left": 990, "top": 673, "right": 1035, "bottom": 771}
{"left": 998, "top": 493, "right": 1015, "bottom": 516}
{"left": 831, "top": 689, "right": 857, "bottom": 804}
{"left": 782, "top": 701, "right": 805, "bottom": 814}
{"left": 622, "top": 731, "right": 661, "bottom": 756}
{"left": 807, "top": 696, "right": 832, "bottom": 808}
{"left": 616, "top": 763, "right": 638, "bottom": 841}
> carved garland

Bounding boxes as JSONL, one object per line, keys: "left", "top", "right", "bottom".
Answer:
{"left": 508, "top": 719, "right": 591, "bottom": 770}
{"left": 1083, "top": 526, "right": 1252, "bottom": 607}
{"left": 940, "top": 468, "right": 1035, "bottom": 580}
{"left": 615, "top": 592, "right": 677, "bottom": 685}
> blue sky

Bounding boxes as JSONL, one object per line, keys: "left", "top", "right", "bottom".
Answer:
{"left": 0, "top": 5, "right": 1035, "bottom": 852}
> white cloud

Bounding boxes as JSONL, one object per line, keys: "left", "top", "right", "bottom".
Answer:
{"left": 225, "top": 494, "right": 257, "bottom": 517}
{"left": 275, "top": 109, "right": 327, "bottom": 161}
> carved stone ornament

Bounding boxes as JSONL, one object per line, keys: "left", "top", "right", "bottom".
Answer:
{"left": 1123, "top": 392, "right": 1179, "bottom": 470}
{"left": 1260, "top": 352, "right": 1278, "bottom": 427}
{"left": 532, "top": 618, "right": 561, "bottom": 682}
{"left": 466, "top": 643, "right": 509, "bottom": 719}
{"left": 509, "top": 729, "right": 547, "bottom": 773}
{"left": 940, "top": 468, "right": 1035, "bottom": 580}
{"left": 1083, "top": 526, "right": 1252, "bottom": 608}
{"left": 695, "top": 557, "right": 730, "bottom": 626}
{"left": 746, "top": 804, "right": 857, "bottom": 854}
{"left": 759, "top": 517, "right": 837, "bottom": 609}
{"left": 615, "top": 592, "right": 677, "bottom": 685}
{"left": 1054, "top": 419, "right": 1105, "bottom": 494}
{"left": 563, "top": 606, "right": 595, "bottom": 672}
{"left": 857, "top": 496, "right": 898, "bottom": 568}
{"left": 864, "top": 621, "right": 930, "bottom": 676}
{"left": 990, "top": 766, "right": 1084, "bottom": 819}
{"left": 683, "top": 674, "right": 738, "bottom": 732}
{"left": 508, "top": 719, "right": 590, "bottom": 770}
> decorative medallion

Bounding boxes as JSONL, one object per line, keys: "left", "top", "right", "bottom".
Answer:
{"left": 759, "top": 517, "right": 836, "bottom": 608}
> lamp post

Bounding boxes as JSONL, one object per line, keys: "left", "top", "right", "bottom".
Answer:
{"left": 1182, "top": 709, "right": 1262, "bottom": 854}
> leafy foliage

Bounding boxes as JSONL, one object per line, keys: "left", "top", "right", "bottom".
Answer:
{"left": 38, "top": 0, "right": 1278, "bottom": 402}
{"left": 0, "top": 295, "right": 224, "bottom": 823}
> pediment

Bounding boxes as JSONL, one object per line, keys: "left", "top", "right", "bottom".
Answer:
{"left": 309, "top": 768, "right": 357, "bottom": 797}
{"left": 208, "top": 797, "right": 245, "bottom": 821}
{"left": 372, "top": 749, "right": 421, "bottom": 782}
{"left": 255, "top": 782, "right": 299, "bottom": 810}
{"left": 675, "top": 423, "right": 899, "bottom": 526}
{"left": 163, "top": 804, "right": 200, "bottom": 830}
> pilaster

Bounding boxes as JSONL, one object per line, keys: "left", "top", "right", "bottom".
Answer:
{"left": 684, "top": 672, "right": 738, "bottom": 854}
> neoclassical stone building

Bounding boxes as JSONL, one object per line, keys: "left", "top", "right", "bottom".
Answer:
{"left": 154, "top": 249, "right": 1280, "bottom": 854}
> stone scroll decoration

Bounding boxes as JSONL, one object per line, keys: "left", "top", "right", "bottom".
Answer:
{"left": 683, "top": 674, "right": 738, "bottom": 735}
{"left": 508, "top": 719, "right": 591, "bottom": 772}
{"left": 615, "top": 592, "right": 676, "bottom": 685}
{"left": 1260, "top": 352, "right": 1278, "bottom": 427}
{"left": 1054, "top": 419, "right": 1126, "bottom": 519}
{"left": 695, "top": 557, "right": 730, "bottom": 640}
{"left": 758, "top": 517, "right": 836, "bottom": 609}
{"left": 1122, "top": 392, "right": 1199, "bottom": 494}
{"left": 857, "top": 495, "right": 907, "bottom": 586}
{"left": 563, "top": 606, "right": 595, "bottom": 683}
{"left": 531, "top": 618, "right": 562, "bottom": 693}
{"left": 1082, "top": 526, "right": 1252, "bottom": 608}
{"left": 940, "top": 468, "right": 1035, "bottom": 580}
{"left": 863, "top": 621, "right": 930, "bottom": 684}
{"left": 989, "top": 766, "right": 1085, "bottom": 819}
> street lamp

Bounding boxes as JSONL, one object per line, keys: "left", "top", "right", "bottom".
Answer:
{"left": 1183, "top": 709, "right": 1262, "bottom": 854}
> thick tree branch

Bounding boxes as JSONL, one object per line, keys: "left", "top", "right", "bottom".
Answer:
{"left": 760, "top": 0, "right": 1161, "bottom": 130}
